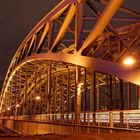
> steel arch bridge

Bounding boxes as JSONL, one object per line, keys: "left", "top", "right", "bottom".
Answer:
{"left": 1, "top": 0, "right": 140, "bottom": 131}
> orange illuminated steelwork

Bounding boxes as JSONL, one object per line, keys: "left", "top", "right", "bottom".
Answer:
{"left": 0, "top": 0, "right": 140, "bottom": 133}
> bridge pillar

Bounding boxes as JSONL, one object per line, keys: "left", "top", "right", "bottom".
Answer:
{"left": 47, "top": 60, "right": 52, "bottom": 115}
{"left": 90, "top": 70, "right": 96, "bottom": 124}
{"left": 109, "top": 111, "right": 113, "bottom": 128}
{"left": 137, "top": 86, "right": 140, "bottom": 109}
{"left": 23, "top": 63, "right": 28, "bottom": 115}
{"left": 119, "top": 80, "right": 124, "bottom": 127}
{"left": 127, "top": 82, "right": 131, "bottom": 109}
{"left": 75, "top": 66, "right": 81, "bottom": 123}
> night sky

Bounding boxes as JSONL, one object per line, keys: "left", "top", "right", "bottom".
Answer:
{"left": 0, "top": 0, "right": 140, "bottom": 89}
{"left": 0, "top": 0, "right": 60, "bottom": 88}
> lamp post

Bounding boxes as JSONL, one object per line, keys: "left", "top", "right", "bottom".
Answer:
{"left": 34, "top": 95, "right": 41, "bottom": 114}
{"left": 15, "top": 104, "right": 20, "bottom": 119}
{"left": 1, "top": 103, "right": 20, "bottom": 119}
{"left": 76, "top": 82, "right": 83, "bottom": 123}
{"left": 35, "top": 96, "right": 41, "bottom": 101}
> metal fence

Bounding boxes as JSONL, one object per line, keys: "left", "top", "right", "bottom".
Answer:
{"left": 2, "top": 110, "right": 140, "bottom": 130}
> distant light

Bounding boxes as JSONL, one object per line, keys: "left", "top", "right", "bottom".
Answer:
{"left": 7, "top": 107, "right": 10, "bottom": 111}
{"left": 123, "top": 57, "right": 135, "bottom": 66}
{"left": 0, "top": 107, "right": 1, "bottom": 110}
{"left": 35, "top": 96, "right": 41, "bottom": 101}
{"left": 78, "top": 82, "right": 84, "bottom": 88}
{"left": 16, "top": 104, "right": 19, "bottom": 107}
{"left": 115, "top": 77, "right": 119, "bottom": 81}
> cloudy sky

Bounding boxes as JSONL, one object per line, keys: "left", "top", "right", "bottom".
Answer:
{"left": 0, "top": 0, "right": 140, "bottom": 89}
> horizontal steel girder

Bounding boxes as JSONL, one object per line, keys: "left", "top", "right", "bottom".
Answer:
{"left": 11, "top": 52, "right": 140, "bottom": 86}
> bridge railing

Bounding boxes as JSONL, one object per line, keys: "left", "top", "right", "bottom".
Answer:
{"left": 1, "top": 110, "right": 140, "bottom": 130}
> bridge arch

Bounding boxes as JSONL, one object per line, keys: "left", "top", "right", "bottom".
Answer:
{"left": 1, "top": 0, "right": 140, "bottom": 126}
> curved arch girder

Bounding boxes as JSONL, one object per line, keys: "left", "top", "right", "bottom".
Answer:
{"left": 1, "top": 0, "right": 140, "bottom": 114}
{"left": 14, "top": 53, "right": 140, "bottom": 86}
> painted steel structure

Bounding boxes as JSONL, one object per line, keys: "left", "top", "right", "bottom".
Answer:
{"left": 0, "top": 0, "right": 140, "bottom": 130}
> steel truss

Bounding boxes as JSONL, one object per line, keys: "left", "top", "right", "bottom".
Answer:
{"left": 0, "top": 0, "right": 140, "bottom": 123}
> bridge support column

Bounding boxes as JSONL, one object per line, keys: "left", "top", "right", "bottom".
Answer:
{"left": 127, "top": 83, "right": 131, "bottom": 109}
{"left": 47, "top": 61, "right": 52, "bottom": 116}
{"left": 23, "top": 63, "right": 28, "bottom": 115}
{"left": 137, "top": 86, "right": 140, "bottom": 109}
{"left": 66, "top": 68, "right": 70, "bottom": 120}
{"left": 109, "top": 111, "right": 113, "bottom": 128}
{"left": 119, "top": 79, "right": 124, "bottom": 127}
{"left": 33, "top": 61, "right": 37, "bottom": 115}
{"left": 90, "top": 70, "right": 96, "bottom": 125}
{"left": 75, "top": 66, "right": 81, "bottom": 124}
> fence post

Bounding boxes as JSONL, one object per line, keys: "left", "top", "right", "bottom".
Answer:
{"left": 97, "top": 113, "right": 100, "bottom": 133}
{"left": 88, "top": 113, "right": 90, "bottom": 126}
{"left": 126, "top": 113, "right": 129, "bottom": 129}
{"left": 109, "top": 111, "right": 113, "bottom": 128}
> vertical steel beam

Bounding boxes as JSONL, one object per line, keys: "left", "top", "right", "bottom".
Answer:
{"left": 67, "top": 68, "right": 70, "bottom": 114}
{"left": 11, "top": 75, "right": 14, "bottom": 116}
{"left": 112, "top": 78, "right": 116, "bottom": 110}
{"left": 47, "top": 60, "right": 52, "bottom": 114}
{"left": 19, "top": 67, "right": 22, "bottom": 115}
{"left": 83, "top": 68, "right": 86, "bottom": 122}
{"left": 109, "top": 76, "right": 113, "bottom": 110}
{"left": 53, "top": 75, "right": 57, "bottom": 114}
{"left": 106, "top": 76, "right": 109, "bottom": 109}
{"left": 39, "top": 86, "right": 41, "bottom": 114}
{"left": 44, "top": 81, "right": 48, "bottom": 114}
{"left": 23, "top": 63, "right": 28, "bottom": 115}
{"left": 90, "top": 70, "right": 94, "bottom": 111}
{"left": 96, "top": 74, "right": 99, "bottom": 110}
{"left": 90, "top": 70, "right": 95, "bottom": 124}
{"left": 14, "top": 71, "right": 17, "bottom": 118}
{"left": 120, "top": 79, "right": 124, "bottom": 110}
{"left": 120, "top": 79, "right": 124, "bottom": 126}
{"left": 92, "top": 72, "right": 97, "bottom": 113}
{"left": 33, "top": 61, "right": 37, "bottom": 114}
{"left": 137, "top": 86, "right": 140, "bottom": 109}
{"left": 127, "top": 82, "right": 131, "bottom": 109}
{"left": 75, "top": 66, "right": 81, "bottom": 123}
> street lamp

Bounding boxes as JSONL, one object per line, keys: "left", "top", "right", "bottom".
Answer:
{"left": 123, "top": 57, "right": 135, "bottom": 66}
{"left": 76, "top": 82, "right": 84, "bottom": 123}
{"left": 35, "top": 96, "right": 41, "bottom": 101}
{"left": 16, "top": 104, "right": 19, "bottom": 108}
{"left": 7, "top": 107, "right": 10, "bottom": 111}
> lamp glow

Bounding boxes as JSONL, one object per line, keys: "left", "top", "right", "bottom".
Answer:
{"left": 16, "top": 104, "right": 19, "bottom": 107}
{"left": 7, "top": 107, "right": 10, "bottom": 111}
{"left": 35, "top": 96, "right": 41, "bottom": 101}
{"left": 123, "top": 57, "right": 135, "bottom": 66}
